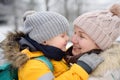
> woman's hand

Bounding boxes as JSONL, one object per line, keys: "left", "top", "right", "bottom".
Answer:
{"left": 77, "top": 53, "right": 104, "bottom": 74}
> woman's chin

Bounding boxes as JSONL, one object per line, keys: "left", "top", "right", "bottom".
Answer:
{"left": 72, "top": 49, "right": 81, "bottom": 56}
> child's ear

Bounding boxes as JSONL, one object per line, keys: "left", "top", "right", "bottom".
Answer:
{"left": 42, "top": 41, "right": 47, "bottom": 45}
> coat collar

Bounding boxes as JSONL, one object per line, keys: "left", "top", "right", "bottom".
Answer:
{"left": 21, "top": 49, "right": 43, "bottom": 58}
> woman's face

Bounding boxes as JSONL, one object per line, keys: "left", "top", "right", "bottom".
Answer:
{"left": 71, "top": 26, "right": 99, "bottom": 56}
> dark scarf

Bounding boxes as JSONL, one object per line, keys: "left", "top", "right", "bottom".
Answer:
{"left": 19, "top": 35, "right": 65, "bottom": 61}
{"left": 64, "top": 46, "right": 102, "bottom": 64}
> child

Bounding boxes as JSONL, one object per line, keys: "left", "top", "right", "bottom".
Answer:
{"left": 1, "top": 11, "right": 103, "bottom": 80}
{"left": 65, "top": 4, "right": 120, "bottom": 80}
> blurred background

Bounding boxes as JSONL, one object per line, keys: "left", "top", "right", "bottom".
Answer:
{"left": 0, "top": 0, "right": 120, "bottom": 42}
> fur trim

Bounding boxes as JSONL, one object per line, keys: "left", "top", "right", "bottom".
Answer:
{"left": 110, "top": 4, "right": 120, "bottom": 17}
{"left": 1, "top": 32, "right": 29, "bottom": 68}
{"left": 91, "top": 42, "right": 120, "bottom": 76}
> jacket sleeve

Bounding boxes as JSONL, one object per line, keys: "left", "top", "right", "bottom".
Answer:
{"left": 54, "top": 64, "right": 89, "bottom": 80}
{"left": 89, "top": 69, "right": 120, "bottom": 80}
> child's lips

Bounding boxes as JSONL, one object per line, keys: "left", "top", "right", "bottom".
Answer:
{"left": 64, "top": 44, "right": 67, "bottom": 47}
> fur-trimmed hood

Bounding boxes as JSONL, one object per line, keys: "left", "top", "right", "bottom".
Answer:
{"left": 91, "top": 42, "right": 120, "bottom": 76}
{"left": 0, "top": 32, "right": 29, "bottom": 68}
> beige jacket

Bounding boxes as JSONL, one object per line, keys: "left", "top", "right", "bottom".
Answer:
{"left": 89, "top": 42, "right": 120, "bottom": 80}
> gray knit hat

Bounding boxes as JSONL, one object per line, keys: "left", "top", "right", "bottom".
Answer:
{"left": 23, "top": 11, "right": 69, "bottom": 43}
{"left": 73, "top": 4, "right": 120, "bottom": 50}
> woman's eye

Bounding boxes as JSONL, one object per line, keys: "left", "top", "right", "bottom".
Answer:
{"left": 74, "top": 32, "right": 76, "bottom": 34}
{"left": 80, "top": 34, "right": 84, "bottom": 38}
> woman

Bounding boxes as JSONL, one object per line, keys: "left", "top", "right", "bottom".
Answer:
{"left": 65, "top": 4, "right": 120, "bottom": 80}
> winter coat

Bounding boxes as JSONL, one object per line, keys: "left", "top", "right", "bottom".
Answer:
{"left": 89, "top": 42, "right": 120, "bottom": 80}
{"left": 65, "top": 42, "right": 120, "bottom": 80}
{"left": 1, "top": 32, "right": 89, "bottom": 80}
{"left": 0, "top": 48, "right": 7, "bottom": 65}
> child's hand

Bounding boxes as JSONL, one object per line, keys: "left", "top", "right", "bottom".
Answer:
{"left": 77, "top": 53, "right": 104, "bottom": 74}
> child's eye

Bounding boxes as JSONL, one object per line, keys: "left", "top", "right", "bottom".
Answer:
{"left": 61, "top": 34, "right": 65, "bottom": 38}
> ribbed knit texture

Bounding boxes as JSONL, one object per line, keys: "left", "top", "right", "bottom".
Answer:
{"left": 73, "top": 9, "right": 120, "bottom": 50}
{"left": 23, "top": 11, "right": 69, "bottom": 43}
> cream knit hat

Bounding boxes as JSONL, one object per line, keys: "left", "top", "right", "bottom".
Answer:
{"left": 73, "top": 4, "right": 120, "bottom": 50}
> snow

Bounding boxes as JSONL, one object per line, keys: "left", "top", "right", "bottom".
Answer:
{"left": 0, "top": 25, "right": 14, "bottom": 42}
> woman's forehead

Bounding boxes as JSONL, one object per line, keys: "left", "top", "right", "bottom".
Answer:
{"left": 74, "top": 25, "right": 84, "bottom": 33}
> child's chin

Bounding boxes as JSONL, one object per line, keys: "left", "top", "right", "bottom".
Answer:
{"left": 61, "top": 48, "right": 66, "bottom": 52}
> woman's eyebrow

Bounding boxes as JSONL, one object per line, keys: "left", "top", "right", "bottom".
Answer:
{"left": 78, "top": 31, "right": 87, "bottom": 35}
{"left": 78, "top": 31, "right": 84, "bottom": 34}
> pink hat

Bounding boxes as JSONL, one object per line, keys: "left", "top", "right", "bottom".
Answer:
{"left": 73, "top": 4, "right": 120, "bottom": 50}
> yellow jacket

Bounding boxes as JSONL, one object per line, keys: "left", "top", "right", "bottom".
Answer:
{"left": 18, "top": 49, "right": 89, "bottom": 80}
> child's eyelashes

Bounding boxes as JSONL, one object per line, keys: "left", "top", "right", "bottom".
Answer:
{"left": 61, "top": 34, "right": 65, "bottom": 38}
{"left": 60, "top": 33, "right": 66, "bottom": 38}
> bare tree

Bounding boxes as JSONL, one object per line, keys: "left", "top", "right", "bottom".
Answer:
{"left": 76, "top": 0, "right": 83, "bottom": 16}
{"left": 45, "top": 0, "right": 49, "bottom": 11}
{"left": 12, "top": 0, "right": 19, "bottom": 31}
{"left": 76, "top": 0, "right": 79, "bottom": 16}
{"left": 28, "top": 0, "right": 36, "bottom": 10}
{"left": 12, "top": 0, "right": 28, "bottom": 31}
{"left": 64, "top": 0, "right": 68, "bottom": 19}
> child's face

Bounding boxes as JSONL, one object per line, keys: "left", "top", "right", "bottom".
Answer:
{"left": 71, "top": 26, "right": 99, "bottom": 56}
{"left": 45, "top": 32, "right": 69, "bottom": 51}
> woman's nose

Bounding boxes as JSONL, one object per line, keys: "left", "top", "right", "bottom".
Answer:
{"left": 71, "top": 35, "right": 78, "bottom": 44}
{"left": 66, "top": 35, "right": 69, "bottom": 41}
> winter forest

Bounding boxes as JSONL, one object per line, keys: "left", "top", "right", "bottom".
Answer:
{"left": 0, "top": 0, "right": 120, "bottom": 41}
